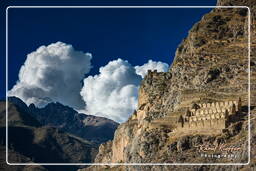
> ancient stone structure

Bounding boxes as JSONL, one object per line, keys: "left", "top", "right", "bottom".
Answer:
{"left": 148, "top": 69, "right": 158, "bottom": 74}
{"left": 174, "top": 98, "right": 242, "bottom": 135}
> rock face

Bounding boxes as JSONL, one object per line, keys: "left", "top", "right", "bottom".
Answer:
{"left": 83, "top": 0, "right": 256, "bottom": 170}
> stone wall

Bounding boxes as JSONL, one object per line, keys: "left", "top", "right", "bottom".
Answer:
{"left": 173, "top": 98, "right": 241, "bottom": 135}
{"left": 174, "top": 118, "right": 226, "bottom": 135}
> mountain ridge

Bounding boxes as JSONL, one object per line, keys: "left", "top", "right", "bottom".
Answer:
{"left": 0, "top": 97, "right": 119, "bottom": 171}
{"left": 8, "top": 96, "right": 119, "bottom": 144}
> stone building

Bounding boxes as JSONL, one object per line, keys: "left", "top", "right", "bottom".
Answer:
{"left": 173, "top": 98, "right": 242, "bottom": 135}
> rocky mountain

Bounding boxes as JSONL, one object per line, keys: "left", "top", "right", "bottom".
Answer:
{"left": 0, "top": 100, "right": 98, "bottom": 171}
{"left": 0, "top": 97, "right": 118, "bottom": 171}
{"left": 8, "top": 96, "right": 118, "bottom": 144}
{"left": 81, "top": 0, "right": 256, "bottom": 170}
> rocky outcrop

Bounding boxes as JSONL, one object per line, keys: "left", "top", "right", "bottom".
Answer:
{"left": 81, "top": 0, "right": 256, "bottom": 170}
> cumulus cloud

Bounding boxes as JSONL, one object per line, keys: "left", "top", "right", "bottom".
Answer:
{"left": 80, "top": 59, "right": 142, "bottom": 123}
{"left": 9, "top": 41, "right": 169, "bottom": 123}
{"left": 80, "top": 59, "right": 169, "bottom": 123}
{"left": 135, "top": 60, "right": 169, "bottom": 78}
{"left": 9, "top": 41, "right": 92, "bottom": 109}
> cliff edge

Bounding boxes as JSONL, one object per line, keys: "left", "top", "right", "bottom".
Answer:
{"left": 80, "top": 0, "right": 256, "bottom": 170}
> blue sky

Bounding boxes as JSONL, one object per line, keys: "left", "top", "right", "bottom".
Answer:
{"left": 7, "top": 7, "right": 213, "bottom": 80}
{"left": 0, "top": 0, "right": 219, "bottom": 122}
{"left": 0, "top": 0, "right": 217, "bottom": 99}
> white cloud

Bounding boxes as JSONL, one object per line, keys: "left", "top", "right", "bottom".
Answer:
{"left": 9, "top": 41, "right": 92, "bottom": 109}
{"left": 9, "top": 41, "right": 169, "bottom": 122}
{"left": 80, "top": 59, "right": 169, "bottom": 123}
{"left": 135, "top": 59, "right": 169, "bottom": 78}
{"left": 80, "top": 59, "right": 141, "bottom": 123}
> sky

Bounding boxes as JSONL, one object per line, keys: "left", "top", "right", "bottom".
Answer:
{"left": 0, "top": 0, "right": 217, "bottom": 122}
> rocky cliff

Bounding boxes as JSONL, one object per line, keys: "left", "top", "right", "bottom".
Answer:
{"left": 82, "top": 0, "right": 256, "bottom": 170}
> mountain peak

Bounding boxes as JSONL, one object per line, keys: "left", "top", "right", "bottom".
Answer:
{"left": 84, "top": 2, "right": 255, "bottom": 169}
{"left": 217, "top": 0, "right": 256, "bottom": 6}
{"left": 8, "top": 96, "right": 28, "bottom": 110}
{"left": 6, "top": 96, "right": 119, "bottom": 144}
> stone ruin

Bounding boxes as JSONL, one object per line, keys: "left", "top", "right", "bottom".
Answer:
{"left": 173, "top": 98, "right": 242, "bottom": 135}
{"left": 146, "top": 69, "right": 172, "bottom": 82}
{"left": 148, "top": 69, "right": 158, "bottom": 74}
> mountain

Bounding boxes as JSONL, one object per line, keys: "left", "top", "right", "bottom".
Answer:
{"left": 0, "top": 97, "right": 118, "bottom": 171}
{"left": 0, "top": 98, "right": 41, "bottom": 127}
{"left": 0, "top": 145, "right": 49, "bottom": 171}
{"left": 8, "top": 96, "right": 119, "bottom": 144}
{"left": 81, "top": 0, "right": 256, "bottom": 170}
{"left": 0, "top": 100, "right": 98, "bottom": 171}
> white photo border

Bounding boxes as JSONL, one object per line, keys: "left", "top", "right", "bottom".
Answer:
{"left": 5, "top": 5, "right": 251, "bottom": 166}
